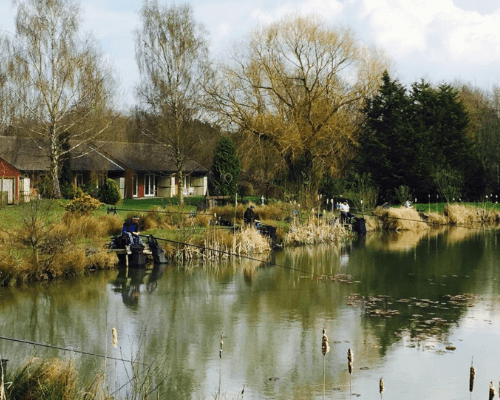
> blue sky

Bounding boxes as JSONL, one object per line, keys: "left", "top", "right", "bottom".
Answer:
{"left": 1, "top": 0, "right": 500, "bottom": 109}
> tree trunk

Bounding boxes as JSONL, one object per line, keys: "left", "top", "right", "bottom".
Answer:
{"left": 50, "top": 156, "right": 62, "bottom": 199}
{"left": 177, "top": 170, "right": 184, "bottom": 205}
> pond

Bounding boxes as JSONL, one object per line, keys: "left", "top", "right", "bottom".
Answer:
{"left": 1, "top": 227, "right": 500, "bottom": 399}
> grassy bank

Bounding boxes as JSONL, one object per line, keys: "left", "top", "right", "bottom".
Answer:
{"left": 0, "top": 198, "right": 351, "bottom": 286}
{"left": 370, "top": 203, "right": 500, "bottom": 231}
{"left": 3, "top": 197, "right": 494, "bottom": 287}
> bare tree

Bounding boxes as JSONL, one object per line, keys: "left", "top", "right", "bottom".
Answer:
{"left": 5, "top": 0, "right": 116, "bottom": 198}
{"left": 135, "top": 1, "right": 210, "bottom": 205}
{"left": 206, "top": 14, "right": 388, "bottom": 197}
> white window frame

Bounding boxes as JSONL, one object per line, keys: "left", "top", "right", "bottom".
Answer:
{"left": 75, "top": 174, "right": 84, "bottom": 187}
{"left": 145, "top": 174, "right": 155, "bottom": 196}
{"left": 133, "top": 174, "right": 138, "bottom": 197}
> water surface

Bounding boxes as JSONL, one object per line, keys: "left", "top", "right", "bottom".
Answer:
{"left": 1, "top": 227, "right": 499, "bottom": 399}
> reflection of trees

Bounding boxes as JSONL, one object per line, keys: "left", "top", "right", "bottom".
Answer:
{"left": 1, "top": 231, "right": 499, "bottom": 398}
{"left": 0, "top": 272, "right": 116, "bottom": 375}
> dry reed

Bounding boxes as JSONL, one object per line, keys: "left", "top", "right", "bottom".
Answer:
{"left": 6, "top": 357, "right": 111, "bottom": 400}
{"left": 379, "top": 377, "right": 384, "bottom": 399}
{"left": 284, "top": 219, "right": 349, "bottom": 246}
{"left": 490, "top": 381, "right": 496, "bottom": 400}
{"left": 372, "top": 206, "right": 430, "bottom": 231}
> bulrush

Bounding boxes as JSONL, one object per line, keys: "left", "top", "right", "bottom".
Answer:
{"left": 469, "top": 363, "right": 475, "bottom": 394}
{"left": 347, "top": 348, "right": 353, "bottom": 374}
{"left": 322, "top": 329, "right": 330, "bottom": 355}
{"left": 321, "top": 328, "right": 330, "bottom": 400}
{"left": 112, "top": 327, "right": 117, "bottom": 348}
{"left": 219, "top": 332, "right": 224, "bottom": 359}
{"left": 379, "top": 377, "right": 384, "bottom": 399}
{"left": 490, "top": 381, "right": 496, "bottom": 400}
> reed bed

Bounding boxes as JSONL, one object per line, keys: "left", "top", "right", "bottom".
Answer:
{"left": 164, "top": 226, "right": 272, "bottom": 261}
{"left": 6, "top": 357, "right": 110, "bottom": 400}
{"left": 284, "top": 218, "right": 349, "bottom": 246}
{"left": 62, "top": 213, "right": 122, "bottom": 240}
{"left": 372, "top": 207, "right": 431, "bottom": 231}
{"left": 444, "top": 204, "right": 500, "bottom": 226}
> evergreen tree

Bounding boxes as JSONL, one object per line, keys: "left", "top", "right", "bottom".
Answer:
{"left": 358, "top": 71, "right": 411, "bottom": 200}
{"left": 209, "top": 136, "right": 241, "bottom": 198}
{"left": 358, "top": 71, "right": 485, "bottom": 202}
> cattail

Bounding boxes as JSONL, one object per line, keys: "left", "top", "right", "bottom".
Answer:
{"left": 111, "top": 327, "right": 117, "bottom": 348}
{"left": 379, "top": 377, "right": 384, "bottom": 395}
{"left": 321, "top": 329, "right": 330, "bottom": 355}
{"left": 469, "top": 365, "right": 475, "bottom": 393}
{"left": 347, "top": 348, "right": 353, "bottom": 372}
{"left": 219, "top": 332, "right": 223, "bottom": 359}
{"left": 490, "top": 381, "right": 496, "bottom": 400}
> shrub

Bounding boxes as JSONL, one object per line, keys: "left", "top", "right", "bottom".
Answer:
{"left": 97, "top": 178, "right": 121, "bottom": 205}
{"left": 61, "top": 182, "right": 83, "bottom": 199}
{"left": 64, "top": 193, "right": 102, "bottom": 215}
{"left": 238, "top": 181, "right": 253, "bottom": 197}
{"left": 82, "top": 181, "right": 99, "bottom": 198}
{"left": 267, "top": 185, "right": 284, "bottom": 200}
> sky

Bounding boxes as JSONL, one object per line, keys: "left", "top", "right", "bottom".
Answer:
{"left": 1, "top": 0, "right": 500, "bottom": 109}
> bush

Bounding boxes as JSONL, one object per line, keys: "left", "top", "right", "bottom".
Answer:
{"left": 82, "top": 182, "right": 99, "bottom": 198}
{"left": 98, "top": 178, "right": 121, "bottom": 205}
{"left": 64, "top": 193, "right": 102, "bottom": 215}
{"left": 37, "top": 175, "right": 53, "bottom": 199}
{"left": 61, "top": 182, "right": 83, "bottom": 199}
{"left": 238, "top": 181, "right": 254, "bottom": 197}
{"left": 266, "top": 185, "right": 284, "bottom": 200}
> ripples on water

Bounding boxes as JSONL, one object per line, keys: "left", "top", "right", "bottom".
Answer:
{"left": 0, "top": 228, "right": 499, "bottom": 399}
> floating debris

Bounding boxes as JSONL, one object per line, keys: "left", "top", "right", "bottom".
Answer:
{"left": 368, "top": 308, "right": 400, "bottom": 318}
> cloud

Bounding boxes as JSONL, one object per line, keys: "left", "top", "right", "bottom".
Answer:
{"left": 3, "top": 0, "right": 500, "bottom": 107}
{"left": 333, "top": 0, "right": 500, "bottom": 87}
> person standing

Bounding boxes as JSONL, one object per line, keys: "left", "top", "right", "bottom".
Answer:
{"left": 244, "top": 205, "right": 256, "bottom": 225}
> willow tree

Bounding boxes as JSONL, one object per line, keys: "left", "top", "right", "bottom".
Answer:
{"left": 207, "top": 14, "right": 387, "bottom": 197}
{"left": 135, "top": 1, "right": 210, "bottom": 205}
{"left": 5, "top": 0, "right": 115, "bottom": 198}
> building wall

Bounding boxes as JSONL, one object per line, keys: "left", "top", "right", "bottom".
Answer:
{"left": 0, "top": 158, "right": 21, "bottom": 204}
{"left": 124, "top": 168, "right": 135, "bottom": 199}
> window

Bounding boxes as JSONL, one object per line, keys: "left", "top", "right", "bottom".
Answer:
{"left": 133, "top": 175, "right": 138, "bottom": 197}
{"left": 75, "top": 174, "right": 84, "bottom": 187}
{"left": 145, "top": 174, "right": 155, "bottom": 196}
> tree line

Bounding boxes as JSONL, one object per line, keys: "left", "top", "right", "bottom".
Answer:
{"left": 0, "top": 0, "right": 499, "bottom": 206}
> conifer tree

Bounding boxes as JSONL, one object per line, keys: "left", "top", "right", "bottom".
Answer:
{"left": 209, "top": 136, "right": 241, "bottom": 198}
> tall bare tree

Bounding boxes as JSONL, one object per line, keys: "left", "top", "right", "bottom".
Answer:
{"left": 206, "top": 14, "right": 388, "bottom": 197}
{"left": 5, "top": 0, "right": 115, "bottom": 198}
{"left": 135, "top": 0, "right": 210, "bottom": 205}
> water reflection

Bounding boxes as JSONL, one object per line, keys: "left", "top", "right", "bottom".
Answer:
{"left": 0, "top": 229, "right": 500, "bottom": 399}
{"left": 111, "top": 264, "right": 166, "bottom": 309}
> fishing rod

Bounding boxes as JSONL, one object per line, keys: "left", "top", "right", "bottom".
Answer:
{"left": 136, "top": 233, "right": 350, "bottom": 280}
{"left": 106, "top": 206, "right": 214, "bottom": 216}
{"left": 0, "top": 335, "right": 146, "bottom": 365}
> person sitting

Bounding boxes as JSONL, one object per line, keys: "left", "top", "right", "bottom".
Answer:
{"left": 122, "top": 216, "right": 143, "bottom": 245}
{"left": 340, "top": 201, "right": 352, "bottom": 224}
{"left": 405, "top": 200, "right": 413, "bottom": 208}
{"left": 244, "top": 205, "right": 256, "bottom": 225}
